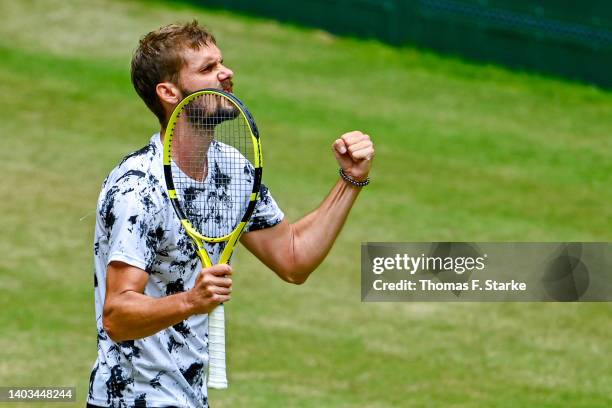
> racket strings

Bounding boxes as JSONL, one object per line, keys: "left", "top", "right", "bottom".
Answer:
{"left": 171, "top": 94, "right": 255, "bottom": 239}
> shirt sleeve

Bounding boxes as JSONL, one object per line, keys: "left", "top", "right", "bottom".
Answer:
{"left": 98, "top": 171, "right": 165, "bottom": 273}
{"left": 244, "top": 183, "right": 284, "bottom": 233}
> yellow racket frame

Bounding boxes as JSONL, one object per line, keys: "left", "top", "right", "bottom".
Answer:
{"left": 162, "top": 89, "right": 263, "bottom": 267}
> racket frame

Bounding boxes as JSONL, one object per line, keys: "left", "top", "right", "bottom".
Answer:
{"left": 162, "top": 88, "right": 262, "bottom": 389}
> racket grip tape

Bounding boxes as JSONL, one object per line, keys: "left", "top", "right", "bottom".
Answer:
{"left": 207, "top": 304, "right": 228, "bottom": 389}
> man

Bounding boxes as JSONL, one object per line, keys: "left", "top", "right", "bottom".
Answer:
{"left": 88, "top": 21, "right": 374, "bottom": 408}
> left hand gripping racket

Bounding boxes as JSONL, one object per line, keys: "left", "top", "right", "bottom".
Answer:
{"left": 162, "top": 89, "right": 262, "bottom": 389}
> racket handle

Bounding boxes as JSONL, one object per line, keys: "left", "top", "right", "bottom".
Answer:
{"left": 207, "top": 304, "right": 228, "bottom": 389}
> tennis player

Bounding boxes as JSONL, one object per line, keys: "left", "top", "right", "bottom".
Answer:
{"left": 87, "top": 21, "right": 374, "bottom": 408}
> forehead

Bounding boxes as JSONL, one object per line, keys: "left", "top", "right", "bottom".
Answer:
{"left": 181, "top": 42, "right": 222, "bottom": 69}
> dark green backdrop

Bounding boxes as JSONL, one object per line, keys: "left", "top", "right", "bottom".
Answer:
{"left": 191, "top": 0, "right": 612, "bottom": 88}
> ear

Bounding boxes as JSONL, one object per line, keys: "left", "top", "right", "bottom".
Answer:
{"left": 156, "top": 82, "right": 182, "bottom": 106}
{"left": 156, "top": 82, "right": 182, "bottom": 124}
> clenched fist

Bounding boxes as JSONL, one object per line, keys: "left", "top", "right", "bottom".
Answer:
{"left": 332, "top": 131, "right": 375, "bottom": 182}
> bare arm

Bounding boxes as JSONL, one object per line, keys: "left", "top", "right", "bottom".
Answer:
{"left": 241, "top": 131, "right": 374, "bottom": 284}
{"left": 102, "top": 261, "right": 232, "bottom": 342}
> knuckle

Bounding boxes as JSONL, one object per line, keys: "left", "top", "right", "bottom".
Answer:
{"left": 211, "top": 265, "right": 227, "bottom": 276}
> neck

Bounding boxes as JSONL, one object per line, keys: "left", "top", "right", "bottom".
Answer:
{"left": 164, "top": 123, "right": 213, "bottom": 182}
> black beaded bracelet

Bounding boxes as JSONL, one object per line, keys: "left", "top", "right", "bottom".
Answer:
{"left": 339, "top": 168, "right": 370, "bottom": 187}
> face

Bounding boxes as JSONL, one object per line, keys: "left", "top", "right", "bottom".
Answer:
{"left": 175, "top": 43, "right": 238, "bottom": 130}
{"left": 177, "top": 42, "right": 234, "bottom": 96}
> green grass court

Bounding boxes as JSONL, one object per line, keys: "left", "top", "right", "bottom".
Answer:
{"left": 0, "top": 0, "right": 611, "bottom": 406}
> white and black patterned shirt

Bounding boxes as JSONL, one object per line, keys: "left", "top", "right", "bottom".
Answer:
{"left": 88, "top": 134, "right": 283, "bottom": 408}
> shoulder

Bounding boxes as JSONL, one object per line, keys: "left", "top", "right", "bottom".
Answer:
{"left": 118, "top": 138, "right": 161, "bottom": 167}
{"left": 98, "top": 137, "right": 167, "bottom": 215}
{"left": 105, "top": 136, "right": 163, "bottom": 189}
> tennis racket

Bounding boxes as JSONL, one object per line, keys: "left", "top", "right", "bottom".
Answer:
{"left": 162, "top": 89, "right": 262, "bottom": 389}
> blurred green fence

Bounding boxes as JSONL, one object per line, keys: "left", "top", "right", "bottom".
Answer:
{"left": 194, "top": 0, "right": 612, "bottom": 88}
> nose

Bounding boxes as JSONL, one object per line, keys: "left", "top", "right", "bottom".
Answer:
{"left": 218, "top": 65, "right": 234, "bottom": 82}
